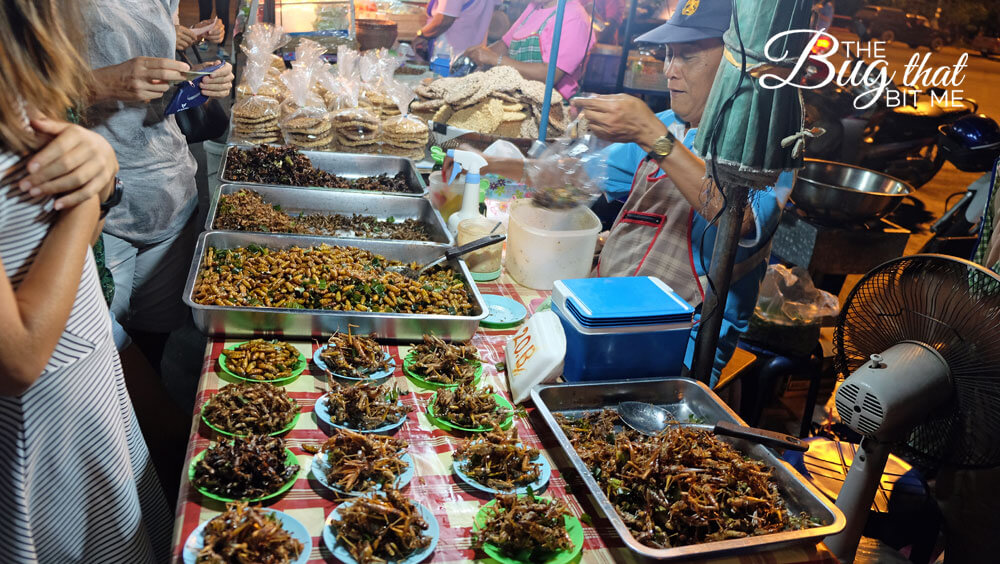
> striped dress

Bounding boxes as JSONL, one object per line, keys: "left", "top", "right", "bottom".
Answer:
{"left": 0, "top": 152, "right": 172, "bottom": 563}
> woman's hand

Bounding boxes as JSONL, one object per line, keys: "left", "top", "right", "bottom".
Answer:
{"left": 91, "top": 56, "right": 190, "bottom": 103}
{"left": 196, "top": 60, "right": 234, "bottom": 98}
{"left": 194, "top": 18, "right": 225, "bottom": 44}
{"left": 20, "top": 117, "right": 119, "bottom": 210}
{"left": 464, "top": 45, "right": 500, "bottom": 67}
{"left": 175, "top": 25, "right": 198, "bottom": 51}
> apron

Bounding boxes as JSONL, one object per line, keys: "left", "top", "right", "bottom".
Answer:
{"left": 507, "top": 6, "right": 557, "bottom": 63}
{"left": 595, "top": 158, "right": 773, "bottom": 308}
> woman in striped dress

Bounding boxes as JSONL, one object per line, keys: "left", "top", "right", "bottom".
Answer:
{"left": 0, "top": 1, "right": 172, "bottom": 561}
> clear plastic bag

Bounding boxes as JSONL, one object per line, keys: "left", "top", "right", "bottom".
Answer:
{"left": 379, "top": 80, "right": 427, "bottom": 159}
{"left": 231, "top": 57, "right": 282, "bottom": 144}
{"left": 524, "top": 122, "right": 611, "bottom": 209}
{"left": 240, "top": 23, "right": 289, "bottom": 61}
{"left": 754, "top": 265, "right": 840, "bottom": 325}
{"left": 332, "top": 106, "right": 381, "bottom": 153}
{"left": 279, "top": 68, "right": 334, "bottom": 150}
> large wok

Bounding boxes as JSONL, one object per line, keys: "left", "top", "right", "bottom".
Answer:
{"left": 791, "top": 160, "right": 913, "bottom": 225}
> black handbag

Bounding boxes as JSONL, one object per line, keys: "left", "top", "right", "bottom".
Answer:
{"left": 174, "top": 49, "right": 229, "bottom": 144}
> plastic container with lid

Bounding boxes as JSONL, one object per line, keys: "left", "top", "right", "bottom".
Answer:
{"left": 506, "top": 199, "right": 601, "bottom": 290}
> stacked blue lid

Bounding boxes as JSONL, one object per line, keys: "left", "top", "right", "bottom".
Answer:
{"left": 553, "top": 277, "right": 695, "bottom": 328}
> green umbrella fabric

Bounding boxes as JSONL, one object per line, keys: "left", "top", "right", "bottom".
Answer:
{"left": 692, "top": 0, "right": 815, "bottom": 191}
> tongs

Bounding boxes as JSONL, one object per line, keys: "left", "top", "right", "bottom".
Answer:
{"left": 386, "top": 234, "right": 505, "bottom": 279}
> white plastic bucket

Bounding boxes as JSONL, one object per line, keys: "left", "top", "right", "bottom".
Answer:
{"left": 204, "top": 140, "right": 226, "bottom": 192}
{"left": 506, "top": 199, "right": 601, "bottom": 290}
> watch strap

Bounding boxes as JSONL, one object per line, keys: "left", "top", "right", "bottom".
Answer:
{"left": 99, "top": 177, "right": 123, "bottom": 218}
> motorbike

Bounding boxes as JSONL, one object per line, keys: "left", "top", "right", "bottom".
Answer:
{"left": 801, "top": 58, "right": 979, "bottom": 189}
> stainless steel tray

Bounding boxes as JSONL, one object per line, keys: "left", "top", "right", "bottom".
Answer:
{"left": 183, "top": 231, "right": 487, "bottom": 340}
{"left": 530, "top": 378, "right": 846, "bottom": 561}
{"left": 218, "top": 144, "right": 428, "bottom": 197}
{"left": 206, "top": 184, "right": 454, "bottom": 245}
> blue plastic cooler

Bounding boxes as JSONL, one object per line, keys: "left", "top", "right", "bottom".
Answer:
{"left": 551, "top": 277, "right": 695, "bottom": 381}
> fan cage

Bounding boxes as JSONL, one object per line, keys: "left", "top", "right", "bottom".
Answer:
{"left": 834, "top": 254, "right": 1000, "bottom": 469}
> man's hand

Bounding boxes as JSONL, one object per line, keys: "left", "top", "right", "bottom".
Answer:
{"left": 175, "top": 25, "right": 198, "bottom": 51}
{"left": 20, "top": 117, "right": 119, "bottom": 210}
{"left": 464, "top": 45, "right": 500, "bottom": 67}
{"left": 197, "top": 60, "right": 234, "bottom": 98}
{"left": 91, "top": 57, "right": 190, "bottom": 103}
{"left": 412, "top": 35, "right": 430, "bottom": 61}
{"left": 571, "top": 94, "right": 667, "bottom": 150}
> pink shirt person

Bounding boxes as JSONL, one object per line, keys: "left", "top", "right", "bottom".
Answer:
{"left": 502, "top": 0, "right": 594, "bottom": 99}
{"left": 430, "top": 0, "right": 498, "bottom": 60}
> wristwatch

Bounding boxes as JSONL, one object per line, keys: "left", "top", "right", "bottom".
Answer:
{"left": 647, "top": 130, "right": 676, "bottom": 160}
{"left": 99, "top": 177, "right": 123, "bottom": 219}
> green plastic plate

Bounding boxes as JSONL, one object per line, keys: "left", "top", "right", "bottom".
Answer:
{"left": 189, "top": 447, "right": 299, "bottom": 503}
{"left": 199, "top": 399, "right": 301, "bottom": 438}
{"left": 472, "top": 496, "right": 584, "bottom": 564}
{"left": 218, "top": 341, "right": 307, "bottom": 386}
{"left": 426, "top": 392, "right": 514, "bottom": 432}
{"left": 402, "top": 351, "right": 483, "bottom": 390}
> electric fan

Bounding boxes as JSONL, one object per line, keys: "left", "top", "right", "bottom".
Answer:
{"left": 825, "top": 254, "right": 1000, "bottom": 563}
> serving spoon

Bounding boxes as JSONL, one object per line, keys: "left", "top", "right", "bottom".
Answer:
{"left": 617, "top": 401, "right": 808, "bottom": 452}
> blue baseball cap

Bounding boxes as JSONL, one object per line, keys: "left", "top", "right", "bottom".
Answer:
{"left": 635, "top": 0, "right": 733, "bottom": 44}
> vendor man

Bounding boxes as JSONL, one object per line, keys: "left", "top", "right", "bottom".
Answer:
{"left": 463, "top": 1, "right": 793, "bottom": 384}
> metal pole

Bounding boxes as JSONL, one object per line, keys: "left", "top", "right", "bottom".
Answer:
{"left": 615, "top": 0, "right": 638, "bottom": 92}
{"left": 690, "top": 183, "right": 750, "bottom": 384}
{"left": 538, "top": 0, "right": 569, "bottom": 143}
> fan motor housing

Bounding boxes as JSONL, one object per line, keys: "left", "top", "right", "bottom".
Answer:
{"left": 835, "top": 341, "right": 952, "bottom": 441}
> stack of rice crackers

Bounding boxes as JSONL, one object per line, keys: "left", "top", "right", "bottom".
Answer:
{"left": 410, "top": 66, "right": 568, "bottom": 140}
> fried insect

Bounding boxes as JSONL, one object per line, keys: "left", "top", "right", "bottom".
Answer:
{"left": 532, "top": 185, "right": 589, "bottom": 210}
{"left": 214, "top": 189, "right": 432, "bottom": 241}
{"left": 323, "top": 380, "right": 411, "bottom": 430}
{"left": 321, "top": 330, "right": 391, "bottom": 378}
{"left": 556, "top": 409, "right": 804, "bottom": 548}
{"left": 196, "top": 502, "right": 304, "bottom": 564}
{"left": 432, "top": 384, "right": 508, "bottom": 429}
{"left": 318, "top": 428, "right": 409, "bottom": 493}
{"left": 192, "top": 435, "right": 299, "bottom": 500}
{"left": 330, "top": 488, "right": 431, "bottom": 564}
{"left": 454, "top": 427, "right": 541, "bottom": 491}
{"left": 225, "top": 145, "right": 416, "bottom": 193}
{"left": 408, "top": 334, "right": 480, "bottom": 384}
{"left": 224, "top": 339, "right": 302, "bottom": 380}
{"left": 193, "top": 244, "right": 475, "bottom": 316}
{"left": 475, "top": 494, "right": 574, "bottom": 559}
{"left": 202, "top": 383, "right": 300, "bottom": 435}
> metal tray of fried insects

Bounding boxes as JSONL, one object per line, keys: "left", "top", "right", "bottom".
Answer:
{"left": 530, "top": 378, "right": 846, "bottom": 560}
{"left": 183, "top": 231, "right": 487, "bottom": 341}
{"left": 218, "top": 144, "right": 429, "bottom": 197}
{"left": 206, "top": 184, "right": 454, "bottom": 245}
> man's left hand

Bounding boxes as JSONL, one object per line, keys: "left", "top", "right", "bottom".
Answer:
{"left": 464, "top": 46, "right": 500, "bottom": 67}
{"left": 571, "top": 94, "right": 667, "bottom": 151}
{"left": 197, "top": 60, "right": 234, "bottom": 98}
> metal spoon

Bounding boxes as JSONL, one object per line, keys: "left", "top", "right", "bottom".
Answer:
{"left": 386, "top": 234, "right": 506, "bottom": 279}
{"left": 617, "top": 401, "right": 808, "bottom": 452}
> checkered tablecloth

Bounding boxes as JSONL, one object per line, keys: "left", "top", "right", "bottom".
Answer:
{"left": 170, "top": 275, "right": 837, "bottom": 564}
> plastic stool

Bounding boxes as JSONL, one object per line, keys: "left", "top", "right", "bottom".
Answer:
{"left": 737, "top": 341, "right": 823, "bottom": 438}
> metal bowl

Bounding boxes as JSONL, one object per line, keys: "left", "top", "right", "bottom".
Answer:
{"left": 791, "top": 159, "right": 913, "bottom": 224}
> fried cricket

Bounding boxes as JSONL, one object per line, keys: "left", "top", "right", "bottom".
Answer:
{"left": 408, "top": 334, "right": 479, "bottom": 385}
{"left": 196, "top": 502, "right": 304, "bottom": 563}
{"left": 321, "top": 330, "right": 391, "bottom": 378}
{"left": 330, "top": 488, "right": 431, "bottom": 564}
{"left": 475, "top": 494, "right": 574, "bottom": 559}
{"left": 454, "top": 427, "right": 541, "bottom": 491}
{"left": 432, "top": 384, "right": 508, "bottom": 429}
{"left": 323, "top": 380, "right": 411, "bottom": 430}
{"left": 202, "top": 383, "right": 299, "bottom": 435}
{"left": 318, "top": 428, "right": 409, "bottom": 493}
{"left": 556, "top": 409, "right": 806, "bottom": 548}
{"left": 192, "top": 435, "right": 299, "bottom": 500}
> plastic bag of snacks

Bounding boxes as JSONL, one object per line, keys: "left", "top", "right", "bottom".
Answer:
{"left": 329, "top": 46, "right": 380, "bottom": 153}
{"left": 379, "top": 80, "right": 427, "bottom": 160}
{"left": 232, "top": 24, "right": 288, "bottom": 143}
{"left": 524, "top": 124, "right": 610, "bottom": 209}
{"left": 359, "top": 49, "right": 405, "bottom": 119}
{"left": 279, "top": 68, "right": 333, "bottom": 150}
